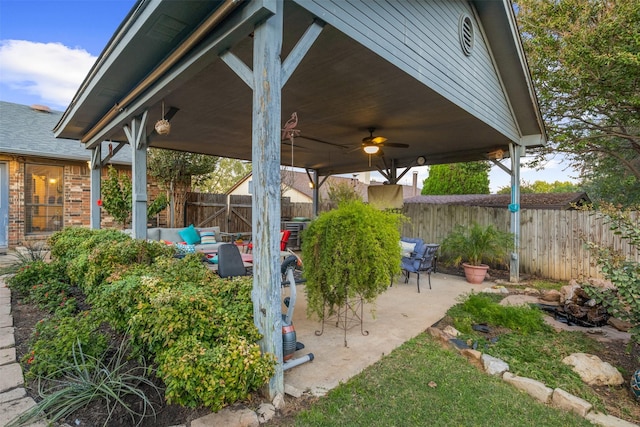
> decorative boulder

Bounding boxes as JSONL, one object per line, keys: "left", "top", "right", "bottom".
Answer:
{"left": 562, "top": 353, "right": 624, "bottom": 386}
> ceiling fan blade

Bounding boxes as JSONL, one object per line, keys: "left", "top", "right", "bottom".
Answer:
{"left": 293, "top": 135, "right": 350, "bottom": 149}
{"left": 383, "top": 142, "right": 409, "bottom": 148}
{"left": 346, "top": 145, "right": 364, "bottom": 153}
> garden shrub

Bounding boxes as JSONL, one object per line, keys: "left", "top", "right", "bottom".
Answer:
{"left": 157, "top": 334, "right": 275, "bottom": 410}
{"left": 24, "top": 311, "right": 108, "bottom": 379}
{"left": 302, "top": 200, "right": 403, "bottom": 320}
{"left": 7, "top": 260, "right": 75, "bottom": 314}
{"left": 92, "top": 255, "right": 274, "bottom": 409}
{"left": 81, "top": 238, "right": 174, "bottom": 298}
{"left": 19, "top": 228, "right": 275, "bottom": 412}
{"left": 581, "top": 203, "right": 640, "bottom": 345}
{"left": 49, "top": 227, "right": 129, "bottom": 264}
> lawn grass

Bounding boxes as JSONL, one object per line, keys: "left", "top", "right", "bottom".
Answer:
{"left": 286, "top": 335, "right": 592, "bottom": 427}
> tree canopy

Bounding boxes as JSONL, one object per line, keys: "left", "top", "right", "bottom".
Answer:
{"left": 421, "top": 162, "right": 490, "bottom": 195}
{"left": 516, "top": 0, "right": 640, "bottom": 205}
{"left": 147, "top": 149, "right": 218, "bottom": 226}
{"left": 496, "top": 180, "right": 579, "bottom": 194}
{"left": 195, "top": 158, "right": 252, "bottom": 194}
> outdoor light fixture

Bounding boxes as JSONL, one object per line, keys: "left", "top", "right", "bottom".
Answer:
{"left": 155, "top": 100, "right": 171, "bottom": 135}
{"left": 416, "top": 156, "right": 427, "bottom": 166}
{"left": 363, "top": 145, "right": 380, "bottom": 154}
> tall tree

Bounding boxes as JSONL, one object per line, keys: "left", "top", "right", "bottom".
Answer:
{"left": 421, "top": 162, "right": 490, "bottom": 195}
{"left": 195, "top": 158, "right": 252, "bottom": 194}
{"left": 147, "top": 149, "right": 218, "bottom": 226}
{"left": 496, "top": 180, "right": 579, "bottom": 194}
{"left": 516, "top": 0, "right": 640, "bottom": 205}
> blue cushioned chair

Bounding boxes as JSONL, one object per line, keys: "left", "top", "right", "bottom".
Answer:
{"left": 400, "top": 238, "right": 439, "bottom": 293}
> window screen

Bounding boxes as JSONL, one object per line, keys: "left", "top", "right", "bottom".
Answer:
{"left": 25, "top": 164, "right": 64, "bottom": 234}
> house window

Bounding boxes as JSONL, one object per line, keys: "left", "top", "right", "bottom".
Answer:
{"left": 24, "top": 164, "right": 64, "bottom": 234}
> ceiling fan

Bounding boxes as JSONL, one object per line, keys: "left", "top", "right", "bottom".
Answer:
{"left": 359, "top": 127, "right": 409, "bottom": 154}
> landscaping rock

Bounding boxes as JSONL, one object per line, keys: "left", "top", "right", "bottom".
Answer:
{"left": 256, "top": 403, "right": 275, "bottom": 424}
{"left": 0, "top": 363, "right": 23, "bottom": 393}
{"left": 0, "top": 348, "right": 16, "bottom": 366}
{"left": 459, "top": 348, "right": 482, "bottom": 361}
{"left": 0, "top": 396, "right": 43, "bottom": 427}
{"left": 442, "top": 325, "right": 460, "bottom": 337}
{"left": 426, "top": 327, "right": 450, "bottom": 344}
{"left": 608, "top": 317, "right": 633, "bottom": 332}
{"left": 540, "top": 289, "right": 561, "bottom": 303}
{"left": 0, "top": 387, "right": 25, "bottom": 404}
{"left": 191, "top": 406, "right": 259, "bottom": 427}
{"left": 523, "top": 287, "right": 541, "bottom": 296}
{"left": 560, "top": 284, "right": 580, "bottom": 303}
{"left": 562, "top": 353, "right": 624, "bottom": 386}
{"left": 481, "top": 354, "right": 509, "bottom": 376}
{"left": 272, "top": 392, "right": 285, "bottom": 410}
{"left": 284, "top": 383, "right": 302, "bottom": 398}
{"left": 481, "top": 286, "right": 509, "bottom": 294}
{"left": 586, "top": 412, "right": 640, "bottom": 427}
{"left": 502, "top": 372, "right": 553, "bottom": 403}
{"left": 551, "top": 388, "right": 592, "bottom": 417}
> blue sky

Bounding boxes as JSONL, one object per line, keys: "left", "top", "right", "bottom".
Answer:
{"left": 0, "top": 0, "right": 577, "bottom": 192}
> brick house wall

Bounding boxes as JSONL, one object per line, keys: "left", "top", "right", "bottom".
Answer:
{"left": 3, "top": 155, "right": 169, "bottom": 248}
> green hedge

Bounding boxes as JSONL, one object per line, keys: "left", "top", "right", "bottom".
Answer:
{"left": 9, "top": 227, "right": 275, "bottom": 411}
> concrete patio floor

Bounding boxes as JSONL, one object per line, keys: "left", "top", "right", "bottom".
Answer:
{"left": 281, "top": 271, "right": 478, "bottom": 396}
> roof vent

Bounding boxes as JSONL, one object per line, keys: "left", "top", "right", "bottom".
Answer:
{"left": 30, "top": 104, "right": 51, "bottom": 113}
{"left": 459, "top": 14, "right": 474, "bottom": 56}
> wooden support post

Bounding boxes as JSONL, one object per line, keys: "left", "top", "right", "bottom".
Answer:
{"left": 251, "top": 0, "right": 284, "bottom": 399}
{"left": 509, "top": 142, "right": 522, "bottom": 283}
{"left": 90, "top": 145, "right": 101, "bottom": 229}
{"left": 124, "top": 111, "right": 148, "bottom": 240}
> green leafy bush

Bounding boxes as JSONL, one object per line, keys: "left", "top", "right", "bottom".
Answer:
{"left": 582, "top": 203, "right": 640, "bottom": 345}
{"left": 301, "top": 200, "right": 403, "bottom": 320}
{"left": 81, "top": 238, "right": 175, "bottom": 298}
{"left": 20, "top": 228, "right": 274, "bottom": 412}
{"left": 8, "top": 260, "right": 64, "bottom": 296}
{"left": 157, "top": 334, "right": 275, "bottom": 410}
{"left": 440, "top": 222, "right": 514, "bottom": 267}
{"left": 24, "top": 311, "right": 108, "bottom": 379}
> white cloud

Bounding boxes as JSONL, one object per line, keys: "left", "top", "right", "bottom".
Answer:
{"left": 0, "top": 40, "right": 95, "bottom": 109}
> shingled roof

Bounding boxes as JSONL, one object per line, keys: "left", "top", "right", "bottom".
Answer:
{"left": 0, "top": 101, "right": 130, "bottom": 164}
{"left": 404, "top": 192, "right": 590, "bottom": 210}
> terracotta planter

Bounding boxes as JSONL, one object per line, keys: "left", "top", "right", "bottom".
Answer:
{"left": 462, "top": 263, "right": 489, "bottom": 284}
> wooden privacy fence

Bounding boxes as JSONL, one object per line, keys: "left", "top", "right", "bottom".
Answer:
{"left": 400, "top": 204, "right": 640, "bottom": 281}
{"left": 184, "top": 193, "right": 312, "bottom": 234}
{"left": 186, "top": 194, "right": 640, "bottom": 281}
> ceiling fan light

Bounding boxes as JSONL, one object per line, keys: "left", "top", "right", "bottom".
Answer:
{"left": 363, "top": 145, "right": 380, "bottom": 154}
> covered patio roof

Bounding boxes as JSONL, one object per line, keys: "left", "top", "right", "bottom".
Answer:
{"left": 54, "top": 0, "right": 545, "bottom": 177}
{"left": 52, "top": 0, "right": 546, "bottom": 398}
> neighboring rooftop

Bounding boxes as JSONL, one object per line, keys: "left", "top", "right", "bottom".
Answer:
{"left": 229, "top": 169, "right": 422, "bottom": 202}
{"left": 404, "top": 193, "right": 591, "bottom": 210}
{"left": 0, "top": 101, "right": 131, "bottom": 164}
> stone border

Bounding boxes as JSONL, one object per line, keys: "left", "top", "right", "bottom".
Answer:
{"left": 426, "top": 326, "right": 638, "bottom": 427}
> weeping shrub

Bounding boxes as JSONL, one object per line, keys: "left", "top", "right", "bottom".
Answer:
{"left": 301, "top": 200, "right": 404, "bottom": 320}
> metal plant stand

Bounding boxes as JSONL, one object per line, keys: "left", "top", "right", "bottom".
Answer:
{"left": 315, "top": 295, "right": 369, "bottom": 347}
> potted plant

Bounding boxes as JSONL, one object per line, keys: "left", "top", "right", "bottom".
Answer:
{"left": 440, "top": 223, "right": 514, "bottom": 284}
{"left": 301, "top": 200, "right": 403, "bottom": 326}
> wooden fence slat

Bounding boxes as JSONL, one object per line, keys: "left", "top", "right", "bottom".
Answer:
{"left": 185, "top": 194, "right": 639, "bottom": 281}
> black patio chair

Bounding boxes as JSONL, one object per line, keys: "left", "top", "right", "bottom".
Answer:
{"left": 217, "top": 243, "right": 250, "bottom": 278}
